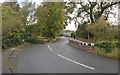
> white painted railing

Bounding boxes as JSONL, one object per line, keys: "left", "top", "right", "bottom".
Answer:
{"left": 68, "top": 38, "right": 94, "bottom": 46}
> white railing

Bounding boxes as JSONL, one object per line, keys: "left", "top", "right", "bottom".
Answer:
{"left": 68, "top": 38, "right": 94, "bottom": 46}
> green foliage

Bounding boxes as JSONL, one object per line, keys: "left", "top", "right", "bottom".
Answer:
{"left": 20, "top": 2, "right": 37, "bottom": 38}
{"left": 112, "top": 41, "right": 120, "bottom": 49}
{"left": 85, "top": 18, "right": 118, "bottom": 41}
{"left": 95, "top": 41, "right": 116, "bottom": 53}
{"left": 25, "top": 37, "right": 39, "bottom": 44}
{"left": 2, "top": 2, "right": 25, "bottom": 49}
{"left": 2, "top": 2, "right": 39, "bottom": 49}
{"left": 96, "top": 47, "right": 119, "bottom": 60}
{"left": 35, "top": 2, "right": 65, "bottom": 39}
{"left": 25, "top": 37, "right": 47, "bottom": 44}
{"left": 71, "top": 32, "right": 75, "bottom": 37}
{"left": 95, "top": 40, "right": 119, "bottom": 60}
{"left": 76, "top": 22, "right": 94, "bottom": 39}
{"left": 76, "top": 23, "right": 88, "bottom": 39}
{"left": 2, "top": 2, "right": 66, "bottom": 49}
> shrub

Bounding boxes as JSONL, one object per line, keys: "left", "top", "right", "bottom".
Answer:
{"left": 25, "top": 37, "right": 39, "bottom": 44}
{"left": 2, "top": 39, "right": 10, "bottom": 49}
{"left": 2, "top": 38, "right": 22, "bottom": 49}
{"left": 113, "top": 41, "right": 120, "bottom": 48}
{"left": 95, "top": 41, "right": 116, "bottom": 53}
{"left": 25, "top": 37, "right": 47, "bottom": 44}
{"left": 96, "top": 48, "right": 119, "bottom": 60}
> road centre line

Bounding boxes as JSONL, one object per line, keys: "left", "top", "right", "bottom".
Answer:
{"left": 48, "top": 45, "right": 53, "bottom": 51}
{"left": 57, "top": 54, "right": 95, "bottom": 70}
{"left": 47, "top": 45, "right": 95, "bottom": 70}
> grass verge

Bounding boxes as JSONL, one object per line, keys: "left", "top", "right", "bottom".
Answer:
{"left": 69, "top": 40, "right": 119, "bottom": 61}
{"left": 96, "top": 47, "right": 120, "bottom": 61}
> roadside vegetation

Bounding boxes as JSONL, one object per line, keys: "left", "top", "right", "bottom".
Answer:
{"left": 66, "top": 2, "right": 120, "bottom": 60}
{"left": 2, "top": 2, "right": 65, "bottom": 50}
{"left": 1, "top": 1, "right": 120, "bottom": 60}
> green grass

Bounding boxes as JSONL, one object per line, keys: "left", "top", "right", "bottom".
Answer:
{"left": 69, "top": 39, "right": 120, "bottom": 61}
{"left": 96, "top": 47, "right": 119, "bottom": 60}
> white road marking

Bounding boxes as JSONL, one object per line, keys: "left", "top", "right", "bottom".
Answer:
{"left": 57, "top": 54, "right": 95, "bottom": 70}
{"left": 48, "top": 45, "right": 53, "bottom": 51}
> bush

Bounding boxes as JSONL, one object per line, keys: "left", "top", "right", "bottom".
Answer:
{"left": 95, "top": 41, "right": 116, "bottom": 53}
{"left": 96, "top": 48, "right": 119, "bottom": 60}
{"left": 113, "top": 41, "right": 120, "bottom": 48}
{"left": 25, "top": 37, "right": 40, "bottom": 44}
{"left": 2, "top": 39, "right": 11, "bottom": 49}
{"left": 2, "top": 38, "right": 22, "bottom": 49}
{"left": 25, "top": 37, "right": 47, "bottom": 44}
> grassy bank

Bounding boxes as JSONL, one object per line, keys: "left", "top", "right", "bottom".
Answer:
{"left": 96, "top": 47, "right": 119, "bottom": 60}
{"left": 69, "top": 39, "right": 119, "bottom": 61}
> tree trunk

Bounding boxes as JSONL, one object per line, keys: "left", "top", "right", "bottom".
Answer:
{"left": 90, "top": 8, "right": 94, "bottom": 23}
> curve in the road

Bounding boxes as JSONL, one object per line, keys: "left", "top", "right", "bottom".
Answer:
{"left": 12, "top": 37, "right": 118, "bottom": 73}
{"left": 47, "top": 45, "right": 95, "bottom": 70}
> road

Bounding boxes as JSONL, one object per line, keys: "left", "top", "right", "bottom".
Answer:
{"left": 13, "top": 37, "right": 118, "bottom": 73}
{"left": 0, "top": 51, "right": 2, "bottom": 74}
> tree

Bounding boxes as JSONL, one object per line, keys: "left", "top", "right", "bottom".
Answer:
{"left": 76, "top": 22, "right": 88, "bottom": 39}
{"left": 2, "top": 2, "right": 24, "bottom": 48}
{"left": 20, "top": 2, "right": 36, "bottom": 37}
{"left": 65, "top": 1, "right": 119, "bottom": 24}
{"left": 65, "top": 1, "right": 119, "bottom": 40}
{"left": 85, "top": 17, "right": 118, "bottom": 41}
{"left": 35, "top": 2, "right": 65, "bottom": 39}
